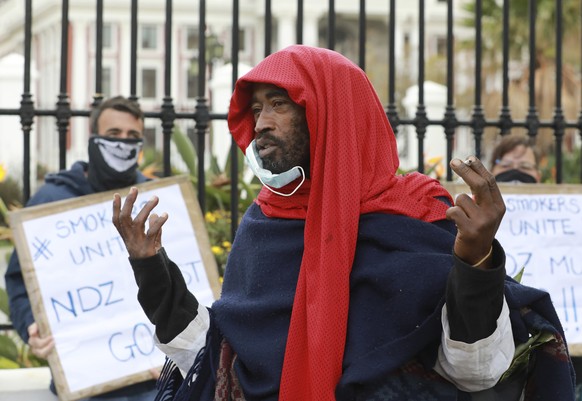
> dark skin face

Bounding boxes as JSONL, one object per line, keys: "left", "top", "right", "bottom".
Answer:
{"left": 250, "top": 83, "right": 310, "bottom": 175}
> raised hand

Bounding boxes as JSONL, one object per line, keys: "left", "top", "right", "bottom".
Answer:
{"left": 446, "top": 156, "right": 506, "bottom": 269}
{"left": 112, "top": 187, "right": 169, "bottom": 259}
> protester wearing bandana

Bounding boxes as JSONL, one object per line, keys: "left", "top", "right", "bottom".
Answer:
{"left": 5, "top": 96, "right": 157, "bottom": 401}
{"left": 113, "top": 46, "right": 575, "bottom": 400}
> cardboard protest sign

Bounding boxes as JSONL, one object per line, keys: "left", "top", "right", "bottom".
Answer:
{"left": 9, "top": 175, "right": 221, "bottom": 401}
{"left": 443, "top": 183, "right": 582, "bottom": 356}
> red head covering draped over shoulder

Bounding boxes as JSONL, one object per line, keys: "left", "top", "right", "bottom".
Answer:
{"left": 228, "top": 45, "right": 453, "bottom": 401}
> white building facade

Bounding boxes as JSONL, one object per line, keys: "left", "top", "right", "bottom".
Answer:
{"left": 0, "top": 0, "right": 472, "bottom": 186}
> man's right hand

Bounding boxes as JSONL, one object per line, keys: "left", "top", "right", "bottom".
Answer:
{"left": 27, "top": 322, "right": 54, "bottom": 359}
{"left": 112, "top": 187, "right": 168, "bottom": 259}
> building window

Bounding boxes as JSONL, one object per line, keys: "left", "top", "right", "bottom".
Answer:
{"left": 103, "top": 23, "right": 112, "bottom": 48}
{"left": 141, "top": 68, "right": 157, "bottom": 98}
{"left": 186, "top": 27, "right": 199, "bottom": 51}
{"left": 101, "top": 67, "right": 112, "bottom": 97}
{"left": 141, "top": 25, "right": 157, "bottom": 49}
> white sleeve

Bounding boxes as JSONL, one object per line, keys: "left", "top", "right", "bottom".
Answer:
{"left": 154, "top": 304, "right": 210, "bottom": 377}
{"left": 433, "top": 297, "right": 515, "bottom": 392}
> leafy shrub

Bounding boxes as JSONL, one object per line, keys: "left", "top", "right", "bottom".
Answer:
{"left": 0, "top": 177, "right": 23, "bottom": 228}
{"left": 0, "top": 287, "right": 48, "bottom": 369}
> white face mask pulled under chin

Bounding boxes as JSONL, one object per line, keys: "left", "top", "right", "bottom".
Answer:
{"left": 245, "top": 140, "right": 305, "bottom": 197}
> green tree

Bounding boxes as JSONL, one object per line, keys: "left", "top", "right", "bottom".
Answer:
{"left": 460, "top": 0, "right": 580, "bottom": 161}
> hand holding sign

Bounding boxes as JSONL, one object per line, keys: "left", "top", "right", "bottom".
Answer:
{"left": 27, "top": 322, "right": 55, "bottom": 359}
{"left": 446, "top": 156, "right": 506, "bottom": 268}
{"left": 112, "top": 187, "right": 169, "bottom": 260}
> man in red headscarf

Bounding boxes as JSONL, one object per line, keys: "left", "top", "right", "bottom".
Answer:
{"left": 113, "top": 46, "right": 575, "bottom": 400}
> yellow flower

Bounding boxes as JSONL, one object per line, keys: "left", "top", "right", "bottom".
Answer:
{"left": 222, "top": 241, "right": 232, "bottom": 250}
{"left": 426, "top": 156, "right": 443, "bottom": 165}
{"left": 205, "top": 211, "right": 217, "bottom": 223}
{"left": 211, "top": 246, "right": 224, "bottom": 255}
{"left": 435, "top": 163, "right": 445, "bottom": 179}
{"left": 0, "top": 163, "right": 6, "bottom": 182}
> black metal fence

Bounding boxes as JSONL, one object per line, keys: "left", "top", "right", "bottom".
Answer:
{"left": 1, "top": 0, "right": 582, "bottom": 232}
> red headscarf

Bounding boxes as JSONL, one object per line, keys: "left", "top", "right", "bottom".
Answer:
{"left": 228, "top": 45, "right": 452, "bottom": 401}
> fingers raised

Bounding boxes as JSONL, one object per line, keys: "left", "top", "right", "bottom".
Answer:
{"left": 450, "top": 157, "right": 503, "bottom": 208}
{"left": 111, "top": 187, "right": 168, "bottom": 259}
{"left": 112, "top": 193, "right": 122, "bottom": 229}
{"left": 119, "top": 187, "right": 139, "bottom": 223}
{"left": 448, "top": 156, "right": 506, "bottom": 266}
{"left": 134, "top": 196, "right": 160, "bottom": 228}
{"left": 147, "top": 212, "right": 168, "bottom": 239}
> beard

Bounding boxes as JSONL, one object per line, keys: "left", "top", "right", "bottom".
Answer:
{"left": 260, "top": 114, "right": 310, "bottom": 175}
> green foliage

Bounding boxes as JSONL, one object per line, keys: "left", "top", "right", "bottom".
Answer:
{"left": 540, "top": 148, "right": 581, "bottom": 183}
{"left": 461, "top": 0, "right": 580, "bottom": 63}
{"left": 513, "top": 266, "right": 525, "bottom": 284}
{"left": 172, "top": 127, "right": 198, "bottom": 178}
{"left": 0, "top": 288, "right": 48, "bottom": 369}
{"left": 499, "top": 330, "right": 555, "bottom": 383}
{"left": 36, "top": 164, "right": 50, "bottom": 182}
{"left": 171, "top": 126, "right": 259, "bottom": 213}
{"left": 0, "top": 177, "right": 23, "bottom": 228}
{"left": 171, "top": 127, "right": 259, "bottom": 276}
{"left": 502, "top": 266, "right": 555, "bottom": 384}
{"left": 0, "top": 198, "right": 49, "bottom": 369}
{"left": 0, "top": 334, "right": 19, "bottom": 366}
{"left": 0, "top": 199, "right": 13, "bottom": 246}
{"left": 0, "top": 330, "right": 49, "bottom": 369}
{"left": 204, "top": 210, "right": 232, "bottom": 277}
{"left": 0, "top": 286, "right": 8, "bottom": 317}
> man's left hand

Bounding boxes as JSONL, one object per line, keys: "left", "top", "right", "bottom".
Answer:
{"left": 446, "top": 156, "right": 506, "bottom": 269}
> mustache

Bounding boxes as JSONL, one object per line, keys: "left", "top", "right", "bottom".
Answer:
{"left": 256, "top": 131, "right": 286, "bottom": 148}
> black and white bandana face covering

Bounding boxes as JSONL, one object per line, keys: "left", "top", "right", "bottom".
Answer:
{"left": 87, "top": 136, "right": 143, "bottom": 192}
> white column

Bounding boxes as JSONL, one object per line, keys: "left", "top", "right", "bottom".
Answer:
{"left": 277, "top": 15, "right": 295, "bottom": 50}
{"left": 401, "top": 81, "right": 447, "bottom": 175}
{"left": 68, "top": 20, "right": 90, "bottom": 165}
{"left": 302, "top": 16, "right": 319, "bottom": 47}
{"left": 118, "top": 21, "right": 132, "bottom": 96}
{"left": 70, "top": 21, "right": 88, "bottom": 108}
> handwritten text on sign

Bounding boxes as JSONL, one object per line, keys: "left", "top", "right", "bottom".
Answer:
{"left": 22, "top": 183, "right": 215, "bottom": 393}
{"left": 496, "top": 194, "right": 582, "bottom": 344}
